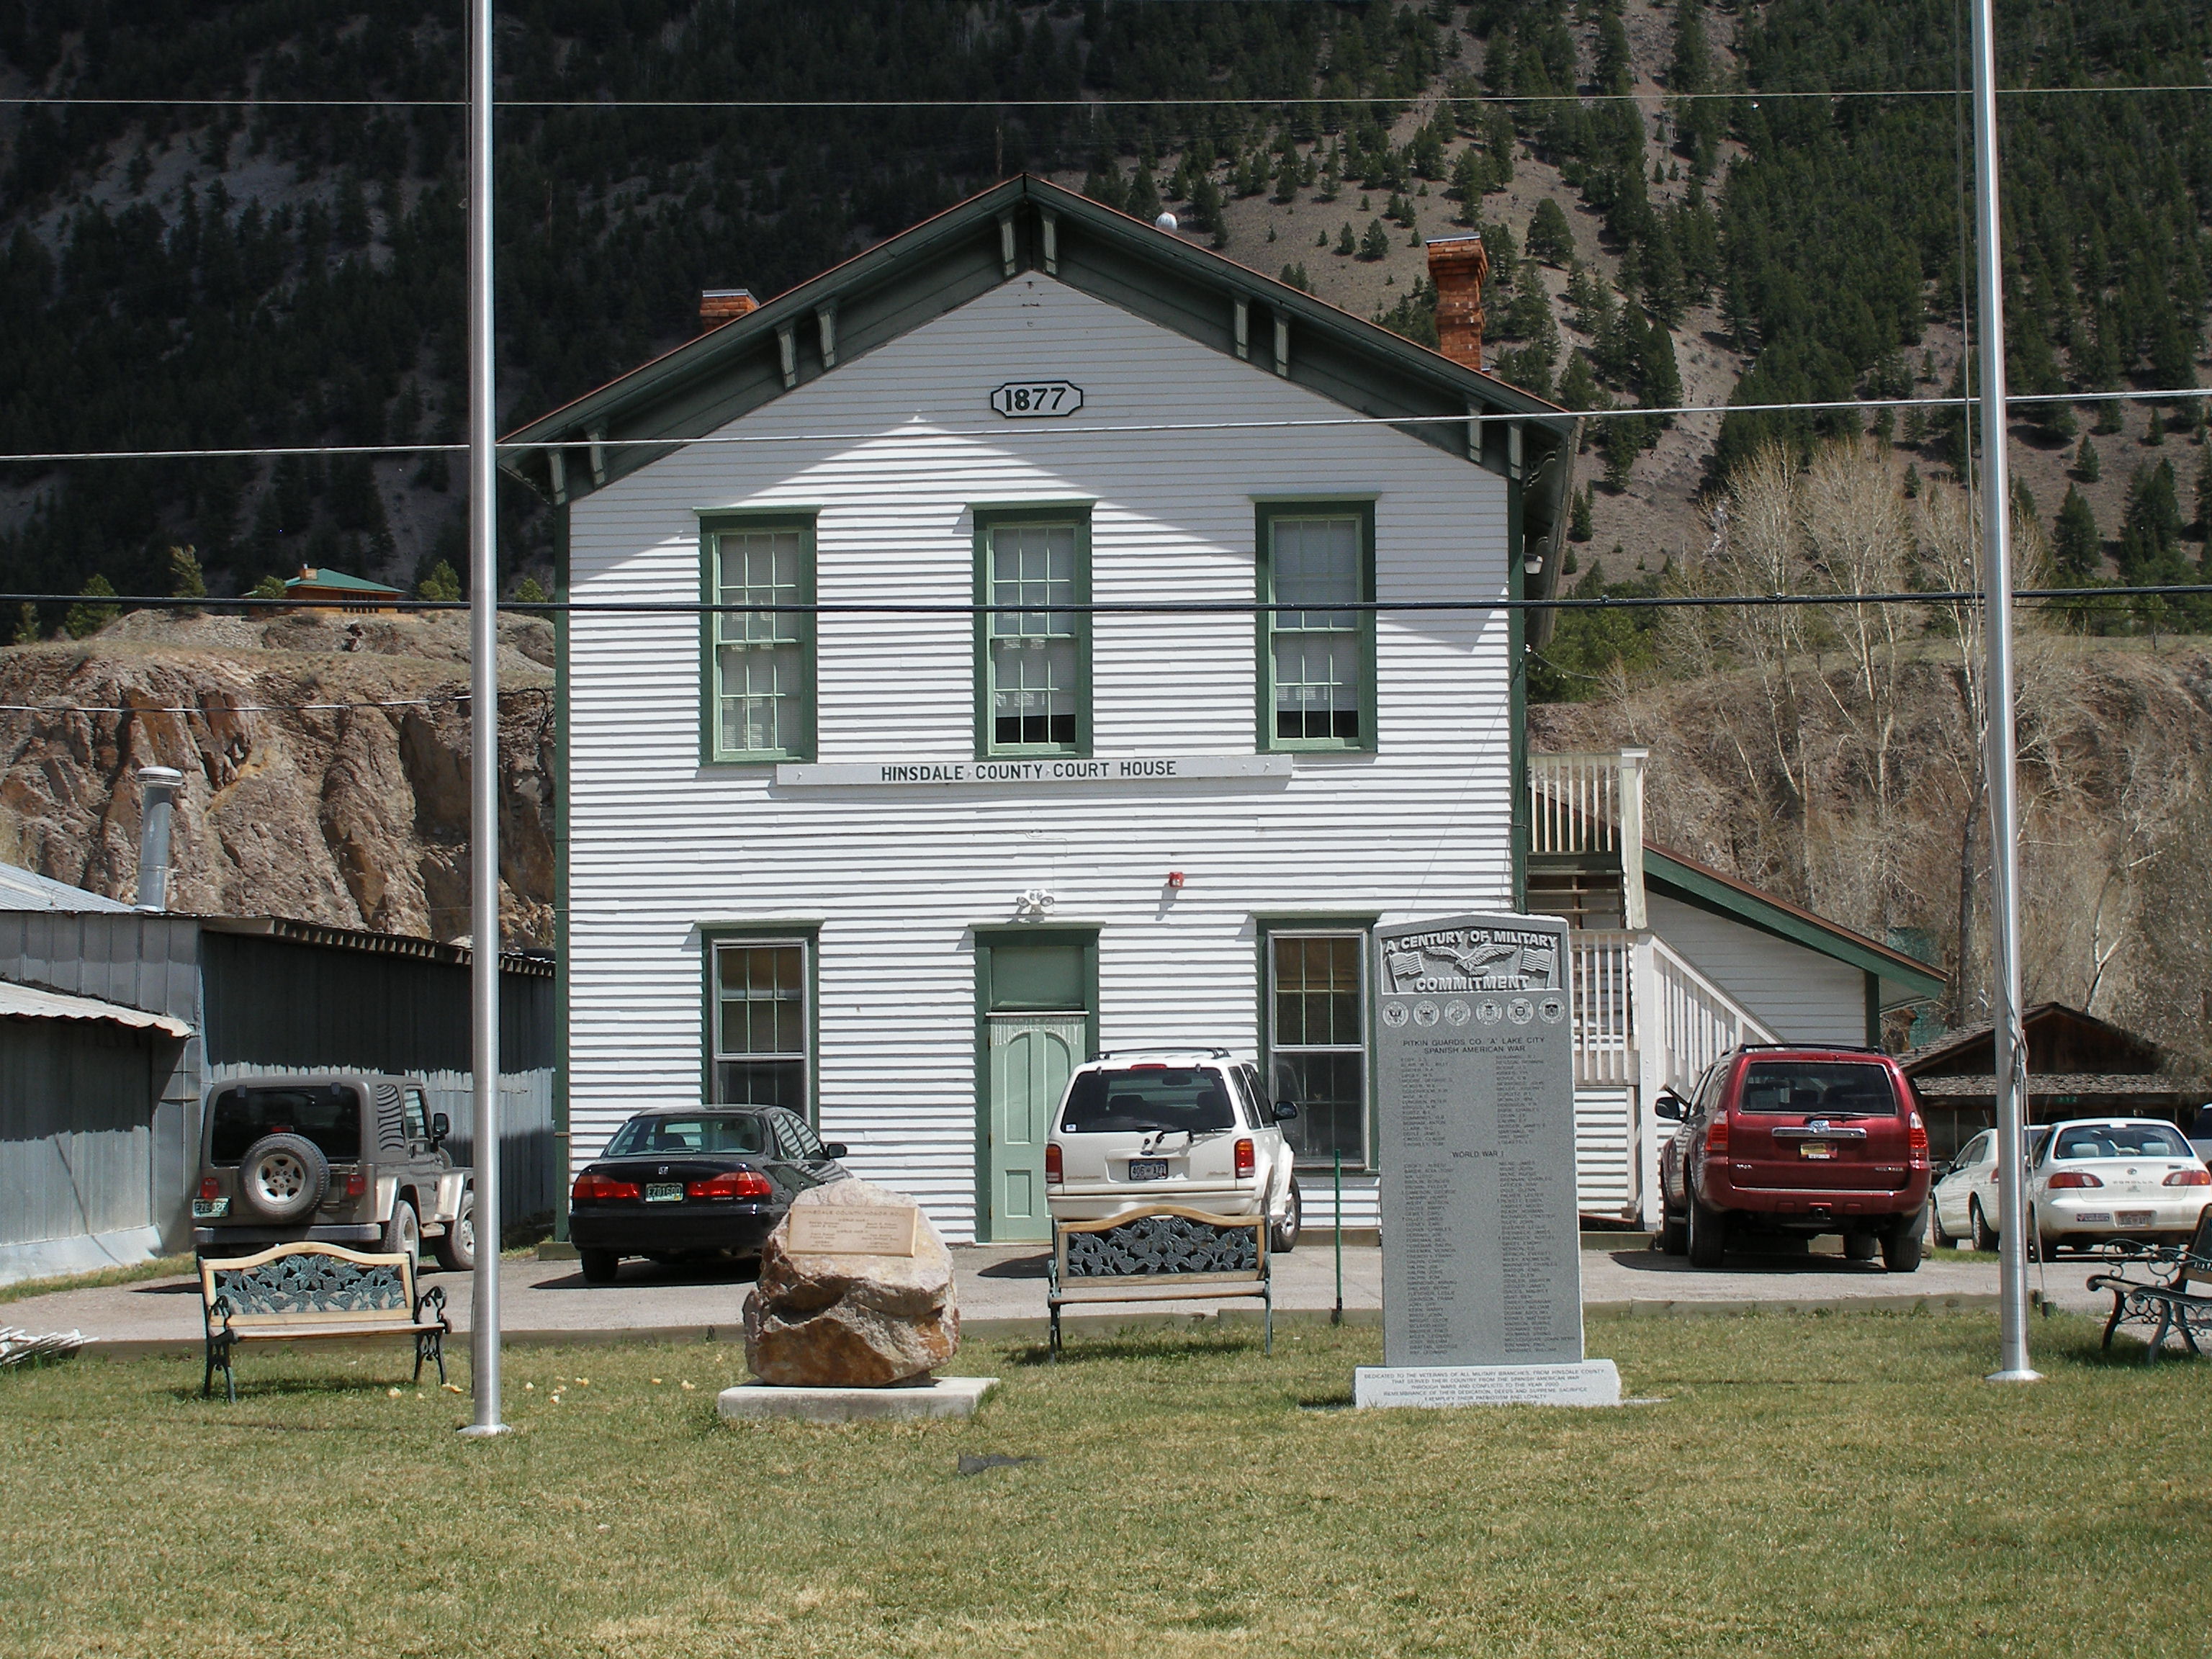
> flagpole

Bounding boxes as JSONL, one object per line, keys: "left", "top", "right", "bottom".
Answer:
{"left": 459, "top": 0, "right": 511, "bottom": 1437}
{"left": 1968, "top": 0, "right": 2038, "bottom": 1384}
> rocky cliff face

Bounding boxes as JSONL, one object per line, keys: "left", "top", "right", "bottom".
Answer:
{"left": 0, "top": 611, "right": 557, "bottom": 945}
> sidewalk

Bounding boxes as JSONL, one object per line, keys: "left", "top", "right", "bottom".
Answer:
{"left": 7, "top": 1239, "right": 2093, "bottom": 1357}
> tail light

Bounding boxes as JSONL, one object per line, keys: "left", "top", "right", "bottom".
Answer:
{"left": 199, "top": 1176, "right": 221, "bottom": 1201}
{"left": 571, "top": 1171, "right": 641, "bottom": 1203}
{"left": 1234, "top": 1138, "right": 1256, "bottom": 1179}
{"left": 1706, "top": 1115, "right": 1730, "bottom": 1156}
{"left": 1907, "top": 1111, "right": 1929, "bottom": 1162}
{"left": 685, "top": 1170, "right": 773, "bottom": 1200}
{"left": 1045, "top": 1143, "right": 1063, "bottom": 1186}
{"left": 2046, "top": 1171, "right": 2104, "bottom": 1190}
{"left": 2165, "top": 1168, "right": 2212, "bottom": 1187}
{"left": 344, "top": 1171, "right": 367, "bottom": 1197}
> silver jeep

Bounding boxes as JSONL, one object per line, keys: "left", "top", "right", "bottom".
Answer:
{"left": 192, "top": 1074, "right": 475, "bottom": 1270}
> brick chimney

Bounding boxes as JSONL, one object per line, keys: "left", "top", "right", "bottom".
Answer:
{"left": 1425, "top": 236, "right": 1490, "bottom": 371}
{"left": 698, "top": 288, "right": 757, "bottom": 331}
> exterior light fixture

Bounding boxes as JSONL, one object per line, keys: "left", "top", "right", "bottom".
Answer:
{"left": 1014, "top": 887, "right": 1058, "bottom": 920}
{"left": 1165, "top": 871, "right": 1187, "bottom": 892}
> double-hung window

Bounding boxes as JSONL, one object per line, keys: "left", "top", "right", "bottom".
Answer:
{"left": 1265, "top": 929, "right": 1370, "bottom": 1167}
{"left": 709, "top": 936, "right": 811, "bottom": 1112}
{"left": 976, "top": 508, "right": 1089, "bottom": 755}
{"left": 703, "top": 514, "right": 814, "bottom": 763}
{"left": 1257, "top": 503, "right": 1375, "bottom": 751}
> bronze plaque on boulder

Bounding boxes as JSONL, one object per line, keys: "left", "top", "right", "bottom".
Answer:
{"left": 786, "top": 1203, "right": 920, "bottom": 1257}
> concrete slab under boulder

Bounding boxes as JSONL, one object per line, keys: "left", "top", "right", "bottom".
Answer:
{"left": 716, "top": 1375, "right": 999, "bottom": 1423}
{"left": 741, "top": 1179, "right": 960, "bottom": 1387}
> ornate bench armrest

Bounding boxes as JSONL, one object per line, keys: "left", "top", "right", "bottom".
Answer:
{"left": 415, "top": 1282, "right": 449, "bottom": 1329}
{"left": 206, "top": 1292, "right": 235, "bottom": 1339}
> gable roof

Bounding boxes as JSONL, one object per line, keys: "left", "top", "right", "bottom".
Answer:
{"left": 0, "top": 862, "right": 132, "bottom": 913}
{"left": 1642, "top": 842, "right": 1948, "bottom": 1008}
{"left": 501, "top": 174, "right": 1578, "bottom": 613}
{"left": 1901, "top": 1002, "right": 2166, "bottom": 1079}
{"left": 286, "top": 567, "right": 403, "bottom": 598}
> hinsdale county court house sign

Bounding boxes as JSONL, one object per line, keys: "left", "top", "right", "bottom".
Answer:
{"left": 1357, "top": 912, "right": 1622, "bottom": 1408}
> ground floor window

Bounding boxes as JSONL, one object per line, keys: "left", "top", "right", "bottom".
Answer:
{"left": 1266, "top": 929, "right": 1369, "bottom": 1167}
{"left": 712, "top": 939, "right": 809, "bottom": 1111}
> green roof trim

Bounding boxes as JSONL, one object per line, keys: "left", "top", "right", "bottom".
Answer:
{"left": 500, "top": 174, "right": 1577, "bottom": 613}
{"left": 1643, "top": 845, "right": 1948, "bottom": 1004}
{"left": 285, "top": 567, "right": 404, "bottom": 595}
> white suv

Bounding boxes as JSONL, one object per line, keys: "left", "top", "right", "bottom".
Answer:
{"left": 1044, "top": 1049, "right": 1303, "bottom": 1251}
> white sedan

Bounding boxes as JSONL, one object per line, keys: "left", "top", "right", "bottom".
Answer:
{"left": 2028, "top": 1118, "right": 2211, "bottom": 1254}
{"left": 1931, "top": 1126, "right": 2049, "bottom": 1251}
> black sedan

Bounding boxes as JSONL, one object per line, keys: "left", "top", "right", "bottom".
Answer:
{"left": 567, "top": 1106, "right": 851, "bottom": 1283}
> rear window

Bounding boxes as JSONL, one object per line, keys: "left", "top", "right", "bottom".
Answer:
{"left": 1061, "top": 1069, "right": 1238, "bottom": 1135}
{"left": 209, "top": 1086, "right": 361, "bottom": 1163}
{"left": 603, "top": 1115, "right": 771, "bottom": 1157}
{"left": 2054, "top": 1123, "right": 2192, "bottom": 1160}
{"left": 1735, "top": 1061, "right": 1900, "bottom": 1116}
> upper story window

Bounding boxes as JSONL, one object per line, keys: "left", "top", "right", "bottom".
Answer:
{"left": 1257, "top": 503, "right": 1375, "bottom": 752}
{"left": 976, "top": 508, "right": 1091, "bottom": 757}
{"left": 703, "top": 515, "right": 815, "bottom": 763}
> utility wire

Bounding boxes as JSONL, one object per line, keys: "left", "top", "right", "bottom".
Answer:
{"left": 5, "top": 385, "right": 2208, "bottom": 466}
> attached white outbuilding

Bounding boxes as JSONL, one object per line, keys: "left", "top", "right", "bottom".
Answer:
{"left": 508, "top": 177, "right": 1579, "bottom": 1243}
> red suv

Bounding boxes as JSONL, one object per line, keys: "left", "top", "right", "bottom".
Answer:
{"left": 1656, "top": 1045, "right": 1932, "bottom": 1272}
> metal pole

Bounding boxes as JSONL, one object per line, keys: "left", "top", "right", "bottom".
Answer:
{"left": 459, "top": 0, "right": 510, "bottom": 1437}
{"left": 1968, "top": 0, "right": 2038, "bottom": 1384}
{"left": 1332, "top": 1147, "right": 1343, "bottom": 1325}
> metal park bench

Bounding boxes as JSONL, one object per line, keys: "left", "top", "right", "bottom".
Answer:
{"left": 199, "top": 1241, "right": 449, "bottom": 1402}
{"left": 2086, "top": 1210, "right": 2212, "bottom": 1362}
{"left": 1046, "top": 1205, "right": 1272, "bottom": 1354}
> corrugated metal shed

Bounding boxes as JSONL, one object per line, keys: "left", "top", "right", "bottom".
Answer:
{"left": 0, "top": 863, "right": 132, "bottom": 914}
{"left": 0, "top": 980, "right": 194, "bottom": 1037}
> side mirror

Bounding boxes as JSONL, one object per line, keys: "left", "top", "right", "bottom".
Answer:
{"left": 1653, "top": 1092, "right": 1686, "bottom": 1123}
{"left": 430, "top": 1112, "right": 450, "bottom": 1142}
{"left": 822, "top": 1142, "right": 850, "bottom": 1159}
{"left": 1272, "top": 1100, "right": 1300, "bottom": 1122}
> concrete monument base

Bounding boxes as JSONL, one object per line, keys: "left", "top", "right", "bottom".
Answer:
{"left": 1354, "top": 1359, "right": 1622, "bottom": 1409}
{"left": 716, "top": 1375, "right": 999, "bottom": 1424}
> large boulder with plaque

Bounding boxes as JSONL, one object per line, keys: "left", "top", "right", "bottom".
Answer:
{"left": 741, "top": 1179, "right": 961, "bottom": 1388}
{"left": 1359, "top": 912, "right": 1621, "bottom": 1408}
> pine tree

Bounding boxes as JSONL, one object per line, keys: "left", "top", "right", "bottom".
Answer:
{"left": 64, "top": 575, "right": 120, "bottom": 639}
{"left": 1569, "top": 485, "right": 1594, "bottom": 541}
{"left": 1556, "top": 350, "right": 1599, "bottom": 412}
{"left": 1359, "top": 218, "right": 1390, "bottom": 261}
{"left": 12, "top": 602, "right": 39, "bottom": 644}
{"left": 2075, "top": 433, "right": 2101, "bottom": 482}
{"left": 2196, "top": 444, "right": 2212, "bottom": 538}
{"left": 1526, "top": 197, "right": 1573, "bottom": 264}
{"left": 2054, "top": 485, "right": 2101, "bottom": 577}
{"left": 418, "top": 560, "right": 462, "bottom": 602}
{"left": 1335, "top": 222, "right": 1357, "bottom": 256}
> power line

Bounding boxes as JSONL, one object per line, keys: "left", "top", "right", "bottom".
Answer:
{"left": 7, "top": 85, "right": 2212, "bottom": 109}
{"left": 6, "top": 385, "right": 2209, "bottom": 467}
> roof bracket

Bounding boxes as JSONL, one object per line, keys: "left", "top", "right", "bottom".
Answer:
{"left": 1233, "top": 297, "right": 1250, "bottom": 361}
{"left": 547, "top": 446, "right": 568, "bottom": 505}
{"left": 587, "top": 428, "right": 607, "bottom": 487}
{"left": 1272, "top": 313, "right": 1290, "bottom": 377}
{"left": 998, "top": 212, "right": 1017, "bottom": 278}
{"left": 776, "top": 322, "right": 798, "bottom": 390}
{"left": 1040, "top": 209, "right": 1058, "bottom": 275}
{"left": 815, "top": 302, "right": 838, "bottom": 370}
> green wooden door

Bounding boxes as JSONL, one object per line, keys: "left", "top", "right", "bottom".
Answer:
{"left": 986, "top": 1015, "right": 1084, "bottom": 1242}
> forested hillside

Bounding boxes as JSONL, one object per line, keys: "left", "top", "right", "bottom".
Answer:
{"left": 6, "top": 0, "right": 2212, "bottom": 662}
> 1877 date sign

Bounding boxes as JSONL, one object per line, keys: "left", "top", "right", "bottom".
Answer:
{"left": 1357, "top": 911, "right": 1619, "bottom": 1408}
{"left": 990, "top": 380, "right": 1084, "bottom": 418}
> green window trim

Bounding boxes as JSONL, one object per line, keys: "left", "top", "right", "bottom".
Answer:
{"left": 973, "top": 504, "right": 1092, "bottom": 759}
{"left": 1254, "top": 500, "right": 1377, "bottom": 754}
{"left": 1255, "top": 914, "right": 1378, "bottom": 1172}
{"left": 699, "top": 509, "right": 819, "bottom": 765}
{"left": 700, "top": 923, "right": 822, "bottom": 1125}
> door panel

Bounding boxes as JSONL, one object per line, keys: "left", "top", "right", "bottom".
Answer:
{"left": 986, "top": 1015, "right": 1084, "bottom": 1242}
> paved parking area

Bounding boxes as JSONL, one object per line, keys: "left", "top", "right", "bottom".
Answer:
{"left": 9, "top": 1238, "right": 2107, "bottom": 1354}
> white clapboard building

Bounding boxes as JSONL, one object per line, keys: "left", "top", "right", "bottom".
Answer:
{"left": 506, "top": 176, "right": 1938, "bottom": 1242}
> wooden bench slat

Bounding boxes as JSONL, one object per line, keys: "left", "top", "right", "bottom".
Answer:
{"left": 1047, "top": 1205, "right": 1273, "bottom": 1354}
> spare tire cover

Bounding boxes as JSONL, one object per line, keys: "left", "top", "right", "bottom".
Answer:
{"left": 236, "top": 1133, "right": 331, "bottom": 1223}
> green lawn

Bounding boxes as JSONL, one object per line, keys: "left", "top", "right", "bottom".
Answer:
{"left": 6, "top": 1313, "right": 2209, "bottom": 1658}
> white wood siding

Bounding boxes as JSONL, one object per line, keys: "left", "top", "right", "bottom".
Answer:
{"left": 1644, "top": 894, "right": 1868, "bottom": 1048}
{"left": 567, "top": 279, "right": 1515, "bottom": 1241}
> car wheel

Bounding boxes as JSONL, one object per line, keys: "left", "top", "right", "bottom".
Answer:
{"left": 1881, "top": 1210, "right": 1926, "bottom": 1273}
{"left": 1658, "top": 1203, "right": 1688, "bottom": 1255}
{"left": 578, "top": 1249, "right": 621, "bottom": 1285}
{"left": 1969, "top": 1197, "right": 1999, "bottom": 1254}
{"left": 382, "top": 1197, "right": 421, "bottom": 1267}
{"left": 1843, "top": 1231, "right": 1879, "bottom": 1262}
{"left": 1931, "top": 1202, "right": 1955, "bottom": 1248}
{"left": 2027, "top": 1209, "right": 2044, "bottom": 1263}
{"left": 1686, "top": 1188, "right": 1728, "bottom": 1269}
{"left": 432, "top": 1188, "right": 475, "bottom": 1272}
{"left": 1269, "top": 1178, "right": 1303, "bottom": 1255}
{"left": 235, "top": 1133, "right": 331, "bottom": 1223}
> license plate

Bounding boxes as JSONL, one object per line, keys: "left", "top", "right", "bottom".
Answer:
{"left": 644, "top": 1182, "right": 684, "bottom": 1203}
{"left": 1798, "top": 1142, "right": 1834, "bottom": 1160}
{"left": 2117, "top": 1210, "right": 2156, "bottom": 1228}
{"left": 1126, "top": 1159, "right": 1169, "bottom": 1182}
{"left": 192, "top": 1197, "right": 229, "bottom": 1218}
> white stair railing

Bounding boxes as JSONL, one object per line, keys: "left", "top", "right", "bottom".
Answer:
{"left": 1568, "top": 929, "right": 1635, "bottom": 1086}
